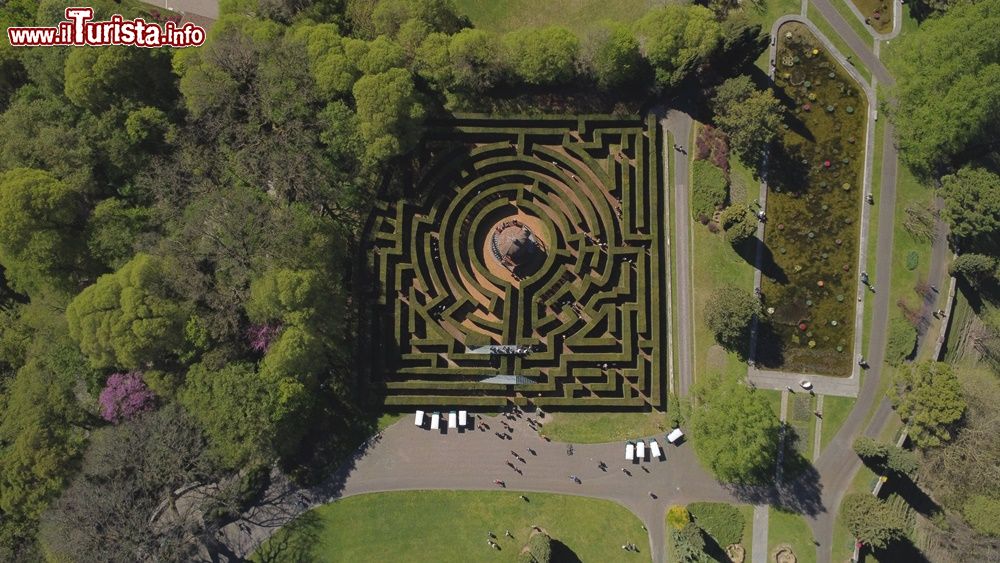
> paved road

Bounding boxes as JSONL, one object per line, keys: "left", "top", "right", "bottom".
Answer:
{"left": 749, "top": 368, "right": 859, "bottom": 397}
{"left": 215, "top": 411, "right": 744, "bottom": 562}
{"left": 809, "top": 0, "right": 894, "bottom": 86}
{"left": 662, "top": 111, "right": 695, "bottom": 397}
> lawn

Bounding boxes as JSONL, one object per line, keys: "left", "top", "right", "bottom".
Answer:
{"left": 690, "top": 132, "right": 760, "bottom": 383}
{"left": 845, "top": 0, "right": 893, "bottom": 35}
{"left": 254, "top": 491, "right": 650, "bottom": 562}
{"left": 452, "top": 0, "right": 651, "bottom": 34}
{"left": 819, "top": 395, "right": 854, "bottom": 452}
{"left": 768, "top": 507, "right": 817, "bottom": 563}
{"left": 884, "top": 162, "right": 938, "bottom": 360}
{"left": 539, "top": 410, "right": 670, "bottom": 443}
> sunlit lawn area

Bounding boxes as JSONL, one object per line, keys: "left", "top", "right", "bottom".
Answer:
{"left": 539, "top": 410, "right": 670, "bottom": 443}
{"left": 690, "top": 145, "right": 760, "bottom": 383}
{"left": 819, "top": 395, "right": 854, "bottom": 451}
{"left": 768, "top": 507, "right": 817, "bottom": 563}
{"left": 254, "top": 491, "right": 650, "bottom": 562}
{"left": 452, "top": 0, "right": 651, "bottom": 34}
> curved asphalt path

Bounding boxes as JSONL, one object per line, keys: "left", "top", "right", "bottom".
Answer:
{"left": 216, "top": 412, "right": 745, "bottom": 563}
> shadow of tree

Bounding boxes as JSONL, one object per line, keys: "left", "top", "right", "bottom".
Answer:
{"left": 551, "top": 539, "right": 583, "bottom": 563}
{"left": 754, "top": 321, "right": 786, "bottom": 368}
{"left": 252, "top": 510, "right": 322, "bottom": 563}
{"left": 736, "top": 236, "right": 788, "bottom": 285}
{"left": 870, "top": 535, "right": 931, "bottom": 563}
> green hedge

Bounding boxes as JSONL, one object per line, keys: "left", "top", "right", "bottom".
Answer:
{"left": 687, "top": 502, "right": 744, "bottom": 546}
{"left": 691, "top": 160, "right": 728, "bottom": 220}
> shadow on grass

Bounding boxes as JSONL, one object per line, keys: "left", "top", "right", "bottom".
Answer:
{"left": 723, "top": 426, "right": 825, "bottom": 518}
{"left": 736, "top": 236, "right": 789, "bottom": 285}
{"left": 869, "top": 535, "right": 931, "bottom": 563}
{"left": 252, "top": 510, "right": 322, "bottom": 563}
{"left": 551, "top": 539, "right": 583, "bottom": 563}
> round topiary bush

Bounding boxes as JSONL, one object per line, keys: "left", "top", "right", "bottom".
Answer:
{"left": 667, "top": 505, "right": 691, "bottom": 530}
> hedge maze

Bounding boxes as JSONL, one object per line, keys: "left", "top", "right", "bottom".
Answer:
{"left": 367, "top": 115, "right": 666, "bottom": 409}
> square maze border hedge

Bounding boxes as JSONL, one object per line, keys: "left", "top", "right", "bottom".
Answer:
{"left": 366, "top": 115, "right": 667, "bottom": 410}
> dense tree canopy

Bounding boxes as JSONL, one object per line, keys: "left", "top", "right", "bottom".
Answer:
{"left": 711, "top": 76, "right": 784, "bottom": 167}
{"left": 690, "top": 377, "right": 781, "bottom": 484}
{"left": 841, "top": 493, "right": 907, "bottom": 549}
{"left": 633, "top": 5, "right": 720, "bottom": 90}
{"left": 892, "top": 361, "right": 966, "bottom": 448}
{"left": 940, "top": 167, "right": 1000, "bottom": 250}
{"left": 704, "top": 285, "right": 761, "bottom": 351}
{"left": 887, "top": 0, "right": 1000, "bottom": 177}
{"left": 502, "top": 26, "right": 580, "bottom": 86}
{"left": 66, "top": 254, "right": 189, "bottom": 370}
{"left": 180, "top": 361, "right": 313, "bottom": 468}
{"left": 0, "top": 168, "right": 86, "bottom": 294}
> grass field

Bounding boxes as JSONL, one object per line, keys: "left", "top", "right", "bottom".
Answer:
{"left": 539, "top": 410, "right": 670, "bottom": 443}
{"left": 254, "top": 491, "right": 650, "bottom": 562}
{"left": 452, "top": 0, "right": 652, "bottom": 34}
{"left": 690, "top": 132, "right": 760, "bottom": 383}
{"left": 819, "top": 395, "right": 854, "bottom": 451}
{"left": 768, "top": 507, "right": 817, "bottom": 563}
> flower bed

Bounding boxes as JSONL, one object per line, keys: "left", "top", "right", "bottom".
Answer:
{"left": 758, "top": 23, "right": 867, "bottom": 376}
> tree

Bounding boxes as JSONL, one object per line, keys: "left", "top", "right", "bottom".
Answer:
{"left": 720, "top": 204, "right": 757, "bottom": 246}
{"left": 941, "top": 167, "right": 1000, "bottom": 249}
{"left": 886, "top": 1, "right": 1000, "bottom": 176}
{"left": 672, "top": 521, "right": 710, "bottom": 563}
{"left": 963, "top": 496, "right": 1000, "bottom": 537}
{"left": 691, "top": 159, "right": 728, "bottom": 220}
{"left": 518, "top": 531, "right": 553, "bottom": 563}
{"left": 633, "top": 5, "right": 720, "bottom": 90}
{"left": 502, "top": 26, "right": 580, "bottom": 86}
{"left": 179, "top": 361, "right": 313, "bottom": 468}
{"left": 290, "top": 23, "right": 359, "bottom": 99}
{"left": 66, "top": 253, "right": 189, "bottom": 369}
{"left": 704, "top": 286, "right": 760, "bottom": 351}
{"left": 712, "top": 76, "right": 784, "bottom": 167}
{"left": 98, "top": 372, "right": 156, "bottom": 423}
{"left": 86, "top": 198, "right": 154, "bottom": 270}
{"left": 352, "top": 67, "right": 425, "bottom": 164}
{"left": 63, "top": 46, "right": 175, "bottom": 113}
{"left": 885, "top": 316, "right": 917, "bottom": 366}
{"left": 690, "top": 377, "right": 781, "bottom": 484}
{"left": 448, "top": 28, "right": 503, "bottom": 94}
{"left": 892, "top": 361, "right": 966, "bottom": 448}
{"left": 585, "top": 23, "right": 647, "bottom": 90}
{"left": 853, "top": 436, "right": 888, "bottom": 460}
{"left": 0, "top": 168, "right": 86, "bottom": 294}
{"left": 371, "top": 0, "right": 463, "bottom": 38}
{"left": 840, "top": 493, "right": 906, "bottom": 549}
{"left": 950, "top": 253, "right": 998, "bottom": 286}
{"left": 39, "top": 404, "right": 213, "bottom": 562}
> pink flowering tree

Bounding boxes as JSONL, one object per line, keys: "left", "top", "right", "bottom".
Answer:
{"left": 98, "top": 372, "right": 155, "bottom": 423}
{"left": 246, "top": 323, "right": 282, "bottom": 353}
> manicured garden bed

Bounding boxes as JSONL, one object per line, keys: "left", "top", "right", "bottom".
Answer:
{"left": 758, "top": 23, "right": 868, "bottom": 376}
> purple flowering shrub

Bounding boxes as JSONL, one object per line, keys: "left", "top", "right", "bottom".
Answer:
{"left": 98, "top": 372, "right": 155, "bottom": 423}
{"left": 247, "top": 323, "right": 281, "bottom": 353}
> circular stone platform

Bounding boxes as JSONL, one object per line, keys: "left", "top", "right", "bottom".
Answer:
{"left": 480, "top": 212, "right": 549, "bottom": 285}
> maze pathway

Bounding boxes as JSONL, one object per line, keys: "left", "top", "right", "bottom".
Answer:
{"left": 366, "top": 115, "right": 667, "bottom": 409}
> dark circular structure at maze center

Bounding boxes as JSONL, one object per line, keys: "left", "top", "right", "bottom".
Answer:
{"left": 489, "top": 218, "right": 547, "bottom": 280}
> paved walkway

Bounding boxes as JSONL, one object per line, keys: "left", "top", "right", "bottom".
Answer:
{"left": 212, "top": 410, "right": 746, "bottom": 562}
{"left": 663, "top": 111, "right": 695, "bottom": 397}
{"left": 752, "top": 505, "right": 769, "bottom": 563}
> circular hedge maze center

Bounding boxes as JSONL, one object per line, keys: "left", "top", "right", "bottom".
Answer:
{"left": 366, "top": 116, "right": 666, "bottom": 409}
